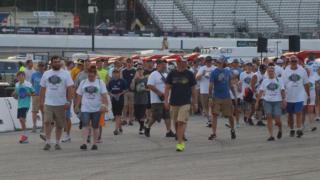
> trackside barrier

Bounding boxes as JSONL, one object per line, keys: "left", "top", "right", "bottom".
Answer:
{"left": 6, "top": 97, "right": 43, "bottom": 130}
{"left": 0, "top": 98, "right": 15, "bottom": 132}
{"left": 3, "top": 97, "right": 80, "bottom": 131}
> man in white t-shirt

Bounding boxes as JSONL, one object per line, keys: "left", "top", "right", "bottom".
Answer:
{"left": 40, "top": 56, "right": 74, "bottom": 151}
{"left": 275, "top": 59, "right": 284, "bottom": 78}
{"left": 240, "top": 62, "right": 255, "bottom": 126}
{"left": 251, "top": 64, "right": 267, "bottom": 126}
{"left": 282, "top": 56, "right": 310, "bottom": 138}
{"left": 145, "top": 59, "right": 175, "bottom": 138}
{"left": 196, "top": 56, "right": 216, "bottom": 127}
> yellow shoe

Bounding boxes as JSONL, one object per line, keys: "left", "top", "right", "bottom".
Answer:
{"left": 176, "top": 143, "right": 185, "bottom": 152}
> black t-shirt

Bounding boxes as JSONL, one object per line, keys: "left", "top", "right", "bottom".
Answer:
{"left": 122, "top": 68, "right": 136, "bottom": 90}
{"left": 166, "top": 69, "right": 196, "bottom": 106}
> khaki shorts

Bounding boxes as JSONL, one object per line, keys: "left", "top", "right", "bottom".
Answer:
{"left": 124, "top": 92, "right": 134, "bottom": 106}
{"left": 200, "top": 94, "right": 209, "bottom": 114}
{"left": 170, "top": 104, "right": 191, "bottom": 123}
{"left": 212, "top": 98, "right": 233, "bottom": 117}
{"left": 32, "top": 96, "right": 40, "bottom": 112}
{"left": 44, "top": 105, "right": 66, "bottom": 129}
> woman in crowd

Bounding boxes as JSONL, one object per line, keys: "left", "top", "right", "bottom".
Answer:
{"left": 75, "top": 66, "right": 108, "bottom": 150}
{"left": 256, "top": 64, "right": 286, "bottom": 141}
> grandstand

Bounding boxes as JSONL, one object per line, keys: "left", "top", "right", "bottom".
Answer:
{"left": 140, "top": 0, "right": 320, "bottom": 36}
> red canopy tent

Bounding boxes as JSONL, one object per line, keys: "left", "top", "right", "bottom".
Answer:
{"left": 282, "top": 50, "right": 320, "bottom": 64}
{"left": 183, "top": 52, "right": 200, "bottom": 62}
{"left": 161, "top": 54, "right": 182, "bottom": 62}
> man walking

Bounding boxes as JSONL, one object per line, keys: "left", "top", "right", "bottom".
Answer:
{"left": 165, "top": 57, "right": 197, "bottom": 152}
{"left": 40, "top": 56, "right": 74, "bottom": 151}
{"left": 30, "top": 62, "right": 46, "bottom": 132}
{"left": 282, "top": 56, "right": 310, "bottom": 138}
{"left": 145, "top": 60, "right": 175, "bottom": 138}
{"left": 208, "top": 57, "right": 237, "bottom": 140}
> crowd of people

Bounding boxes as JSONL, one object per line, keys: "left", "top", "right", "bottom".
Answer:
{"left": 12, "top": 54, "right": 320, "bottom": 152}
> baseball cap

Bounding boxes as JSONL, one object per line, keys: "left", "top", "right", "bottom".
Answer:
{"left": 37, "top": 61, "right": 45, "bottom": 67}
{"left": 245, "top": 62, "right": 253, "bottom": 66}
{"left": 205, "top": 56, "right": 213, "bottom": 61}
{"left": 216, "top": 56, "right": 227, "bottom": 63}
{"left": 276, "top": 59, "right": 284, "bottom": 64}
{"left": 232, "top": 59, "right": 240, "bottom": 63}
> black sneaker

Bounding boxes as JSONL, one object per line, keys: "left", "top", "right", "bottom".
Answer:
{"left": 113, "top": 130, "right": 119, "bottom": 136}
{"left": 122, "top": 121, "right": 127, "bottom": 126}
{"left": 166, "top": 130, "right": 176, "bottom": 138}
{"left": 248, "top": 118, "right": 254, "bottom": 126}
{"left": 267, "top": 136, "right": 275, "bottom": 141}
{"left": 208, "top": 134, "right": 216, "bottom": 140}
{"left": 79, "top": 121, "right": 83, "bottom": 129}
{"left": 207, "top": 123, "right": 212, "bottom": 128}
{"left": 91, "top": 144, "right": 98, "bottom": 150}
{"left": 80, "top": 144, "right": 87, "bottom": 150}
{"left": 290, "top": 130, "right": 295, "bottom": 137}
{"left": 231, "top": 130, "right": 236, "bottom": 139}
{"left": 256, "top": 120, "right": 266, "bottom": 126}
{"left": 55, "top": 144, "right": 62, "bottom": 150}
{"left": 183, "top": 136, "right": 188, "bottom": 141}
{"left": 39, "top": 134, "right": 46, "bottom": 142}
{"left": 296, "top": 130, "right": 303, "bottom": 138}
{"left": 128, "top": 121, "right": 134, "bottom": 126}
{"left": 43, "top": 143, "right": 51, "bottom": 151}
{"left": 311, "top": 127, "right": 317, "bottom": 132}
{"left": 139, "top": 130, "right": 144, "bottom": 135}
{"left": 277, "top": 131, "right": 282, "bottom": 139}
{"left": 144, "top": 127, "right": 150, "bottom": 137}
{"left": 119, "top": 128, "right": 123, "bottom": 133}
{"left": 87, "top": 136, "right": 91, "bottom": 144}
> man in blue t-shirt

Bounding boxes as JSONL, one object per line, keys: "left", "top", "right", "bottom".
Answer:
{"left": 208, "top": 57, "right": 237, "bottom": 140}
{"left": 30, "top": 62, "right": 46, "bottom": 133}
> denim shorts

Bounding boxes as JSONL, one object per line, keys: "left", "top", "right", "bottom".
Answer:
{"left": 286, "top": 102, "right": 304, "bottom": 114}
{"left": 81, "top": 112, "right": 101, "bottom": 129}
{"left": 263, "top": 101, "right": 282, "bottom": 118}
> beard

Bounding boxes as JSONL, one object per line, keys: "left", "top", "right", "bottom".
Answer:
{"left": 52, "top": 65, "right": 60, "bottom": 71}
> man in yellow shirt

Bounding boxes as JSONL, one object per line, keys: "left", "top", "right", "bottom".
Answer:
{"left": 70, "top": 59, "right": 84, "bottom": 81}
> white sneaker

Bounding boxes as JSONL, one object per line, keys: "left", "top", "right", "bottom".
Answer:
{"left": 61, "top": 135, "right": 71, "bottom": 143}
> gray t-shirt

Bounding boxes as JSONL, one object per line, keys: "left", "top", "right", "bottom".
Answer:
{"left": 133, "top": 77, "right": 149, "bottom": 105}
{"left": 75, "top": 71, "right": 88, "bottom": 89}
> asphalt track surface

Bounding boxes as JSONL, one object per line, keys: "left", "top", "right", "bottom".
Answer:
{"left": 1, "top": 115, "right": 320, "bottom": 180}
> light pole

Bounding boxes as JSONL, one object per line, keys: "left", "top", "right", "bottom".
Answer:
{"left": 276, "top": 40, "right": 281, "bottom": 58}
{"left": 88, "top": 0, "right": 98, "bottom": 52}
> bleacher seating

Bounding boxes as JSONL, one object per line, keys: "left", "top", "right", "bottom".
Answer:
{"left": 266, "top": 0, "right": 319, "bottom": 32}
{"left": 142, "top": 0, "right": 320, "bottom": 34}
{"left": 145, "top": 0, "right": 193, "bottom": 32}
